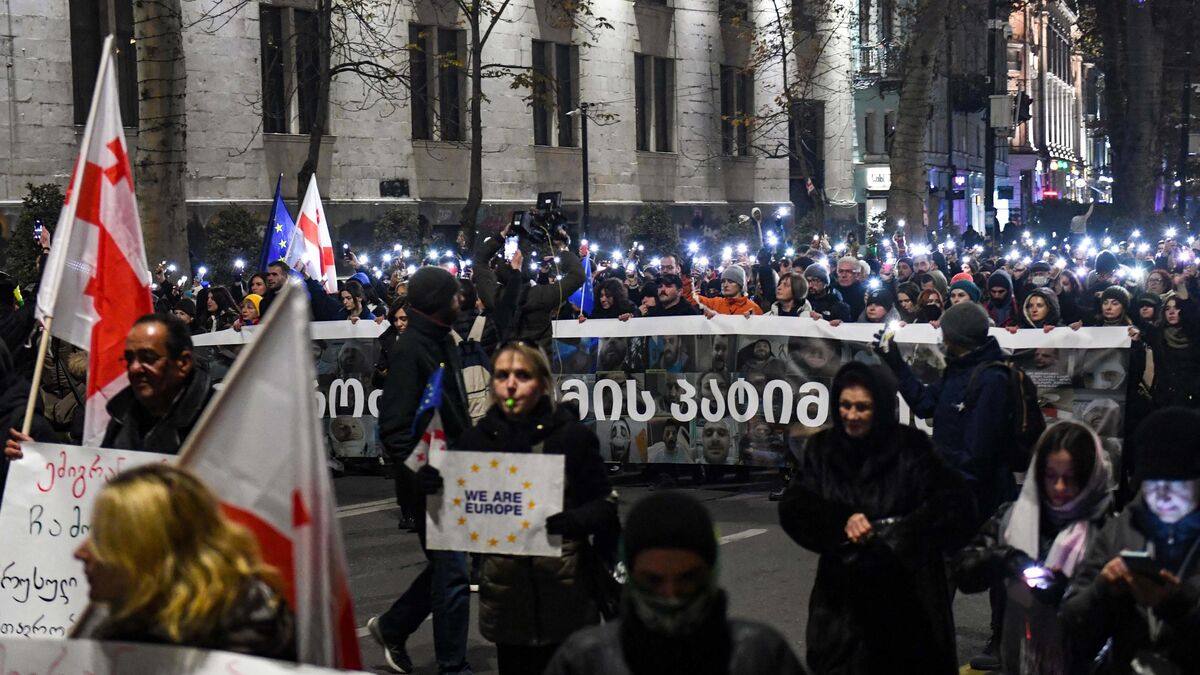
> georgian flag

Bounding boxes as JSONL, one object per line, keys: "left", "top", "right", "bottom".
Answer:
{"left": 294, "top": 174, "right": 336, "bottom": 294}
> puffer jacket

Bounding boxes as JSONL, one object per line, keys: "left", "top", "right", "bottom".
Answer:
{"left": 697, "top": 294, "right": 764, "bottom": 316}
{"left": 455, "top": 398, "right": 615, "bottom": 646}
{"left": 809, "top": 287, "right": 852, "bottom": 322}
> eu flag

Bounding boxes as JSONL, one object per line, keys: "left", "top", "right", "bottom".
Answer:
{"left": 568, "top": 255, "right": 594, "bottom": 316}
{"left": 258, "top": 174, "right": 298, "bottom": 272}
{"left": 411, "top": 366, "right": 446, "bottom": 435}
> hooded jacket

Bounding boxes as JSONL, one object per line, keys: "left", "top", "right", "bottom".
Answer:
{"left": 1021, "top": 287, "right": 1062, "bottom": 329}
{"left": 986, "top": 270, "right": 1020, "bottom": 328}
{"left": 455, "top": 398, "right": 615, "bottom": 646}
{"left": 778, "top": 363, "right": 974, "bottom": 674}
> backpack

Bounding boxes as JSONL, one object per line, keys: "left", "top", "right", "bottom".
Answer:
{"left": 965, "top": 360, "right": 1047, "bottom": 474}
{"left": 452, "top": 315, "right": 492, "bottom": 422}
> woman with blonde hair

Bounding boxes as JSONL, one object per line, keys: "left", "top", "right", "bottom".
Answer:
{"left": 452, "top": 341, "right": 617, "bottom": 675}
{"left": 72, "top": 464, "right": 296, "bottom": 660}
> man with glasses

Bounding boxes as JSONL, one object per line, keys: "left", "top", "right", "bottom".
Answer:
{"left": 804, "top": 264, "right": 851, "bottom": 324}
{"left": 833, "top": 256, "right": 867, "bottom": 319}
{"left": 8, "top": 313, "right": 211, "bottom": 456}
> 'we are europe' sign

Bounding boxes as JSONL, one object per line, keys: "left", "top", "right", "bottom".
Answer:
{"left": 425, "top": 451, "right": 565, "bottom": 557}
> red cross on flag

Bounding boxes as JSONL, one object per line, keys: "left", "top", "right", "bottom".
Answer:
{"left": 404, "top": 410, "right": 447, "bottom": 472}
{"left": 179, "top": 283, "right": 362, "bottom": 669}
{"left": 296, "top": 174, "right": 336, "bottom": 295}
{"left": 36, "top": 35, "right": 153, "bottom": 446}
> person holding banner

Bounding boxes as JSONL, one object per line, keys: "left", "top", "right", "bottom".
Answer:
{"left": 71, "top": 464, "right": 296, "bottom": 661}
{"left": 454, "top": 341, "right": 617, "bottom": 675}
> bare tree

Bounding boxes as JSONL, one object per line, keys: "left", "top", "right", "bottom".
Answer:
{"left": 136, "top": 0, "right": 189, "bottom": 266}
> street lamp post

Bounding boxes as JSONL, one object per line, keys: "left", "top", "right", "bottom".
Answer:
{"left": 580, "top": 101, "right": 590, "bottom": 238}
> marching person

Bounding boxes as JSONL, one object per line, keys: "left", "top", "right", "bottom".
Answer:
{"left": 953, "top": 421, "right": 1112, "bottom": 674}
{"left": 71, "top": 464, "right": 296, "bottom": 660}
{"left": 452, "top": 342, "right": 617, "bottom": 675}
{"left": 694, "top": 266, "right": 764, "bottom": 317}
{"left": 1060, "top": 408, "right": 1200, "bottom": 673}
{"left": 545, "top": 491, "right": 807, "bottom": 675}
{"left": 778, "top": 362, "right": 974, "bottom": 674}
{"left": 373, "top": 266, "right": 473, "bottom": 675}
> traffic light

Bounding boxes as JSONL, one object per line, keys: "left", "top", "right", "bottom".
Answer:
{"left": 1015, "top": 92, "right": 1034, "bottom": 123}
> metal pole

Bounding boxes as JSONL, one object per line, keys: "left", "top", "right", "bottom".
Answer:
{"left": 984, "top": 0, "right": 999, "bottom": 241}
{"left": 1179, "top": 36, "right": 1192, "bottom": 221}
{"left": 945, "top": 17, "right": 955, "bottom": 235}
{"left": 580, "top": 101, "right": 590, "bottom": 238}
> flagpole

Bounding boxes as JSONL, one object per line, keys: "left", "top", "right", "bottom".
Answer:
{"left": 21, "top": 35, "right": 116, "bottom": 436}
{"left": 20, "top": 317, "right": 53, "bottom": 435}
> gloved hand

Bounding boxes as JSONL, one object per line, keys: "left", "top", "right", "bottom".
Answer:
{"left": 872, "top": 329, "right": 904, "bottom": 370}
{"left": 1030, "top": 569, "right": 1069, "bottom": 606}
{"left": 545, "top": 510, "right": 586, "bottom": 538}
{"left": 414, "top": 465, "right": 444, "bottom": 495}
{"left": 1003, "top": 549, "right": 1038, "bottom": 580}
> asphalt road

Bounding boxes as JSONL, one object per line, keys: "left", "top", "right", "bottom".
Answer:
{"left": 334, "top": 470, "right": 991, "bottom": 674}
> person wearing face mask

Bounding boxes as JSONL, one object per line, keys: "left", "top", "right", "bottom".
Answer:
{"left": 452, "top": 342, "right": 617, "bottom": 675}
{"left": 1020, "top": 261, "right": 1054, "bottom": 305}
{"left": 953, "top": 422, "right": 1112, "bottom": 674}
{"left": 1061, "top": 408, "right": 1200, "bottom": 673}
{"left": 778, "top": 362, "right": 974, "bottom": 674}
{"left": 544, "top": 491, "right": 807, "bottom": 675}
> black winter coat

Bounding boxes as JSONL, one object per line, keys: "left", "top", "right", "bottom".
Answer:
{"left": 778, "top": 362, "right": 975, "bottom": 675}
{"left": 1060, "top": 505, "right": 1200, "bottom": 674}
{"left": 379, "top": 310, "right": 471, "bottom": 463}
{"left": 891, "top": 336, "right": 1017, "bottom": 521}
{"left": 0, "top": 342, "right": 56, "bottom": 501}
{"left": 455, "top": 398, "right": 615, "bottom": 646}
{"left": 101, "top": 368, "right": 214, "bottom": 453}
{"left": 809, "top": 288, "right": 851, "bottom": 322}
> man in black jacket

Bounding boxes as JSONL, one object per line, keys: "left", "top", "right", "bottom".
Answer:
{"left": 804, "top": 264, "right": 851, "bottom": 324}
{"left": 372, "top": 266, "right": 473, "bottom": 675}
{"left": 544, "top": 491, "right": 806, "bottom": 675}
{"left": 646, "top": 274, "right": 699, "bottom": 317}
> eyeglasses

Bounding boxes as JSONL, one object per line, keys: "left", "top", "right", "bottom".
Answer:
{"left": 121, "top": 350, "right": 168, "bottom": 368}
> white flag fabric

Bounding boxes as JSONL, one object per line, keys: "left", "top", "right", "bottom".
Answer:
{"left": 178, "top": 283, "right": 361, "bottom": 668}
{"left": 296, "top": 175, "right": 336, "bottom": 295}
{"left": 36, "top": 34, "right": 153, "bottom": 445}
{"left": 403, "top": 410, "right": 448, "bottom": 472}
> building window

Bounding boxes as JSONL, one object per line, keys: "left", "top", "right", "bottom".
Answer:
{"left": 409, "top": 24, "right": 465, "bottom": 141}
{"left": 718, "top": 0, "right": 749, "bottom": 23}
{"left": 70, "top": 0, "right": 138, "bottom": 126}
{"left": 864, "top": 112, "right": 877, "bottom": 154}
{"left": 258, "top": 4, "right": 324, "bottom": 135}
{"left": 883, "top": 111, "right": 895, "bottom": 153}
{"left": 532, "top": 41, "right": 579, "bottom": 147}
{"left": 720, "top": 66, "right": 753, "bottom": 156}
{"left": 634, "top": 54, "right": 674, "bottom": 152}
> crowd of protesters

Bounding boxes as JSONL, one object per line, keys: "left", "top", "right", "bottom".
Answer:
{"left": 2, "top": 210, "right": 1200, "bottom": 675}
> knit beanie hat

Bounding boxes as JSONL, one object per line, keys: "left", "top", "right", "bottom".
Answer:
{"left": 865, "top": 288, "right": 894, "bottom": 311}
{"left": 939, "top": 301, "right": 990, "bottom": 349}
{"left": 1095, "top": 250, "right": 1119, "bottom": 276}
{"left": 896, "top": 257, "right": 914, "bottom": 273}
{"left": 350, "top": 271, "right": 371, "bottom": 286}
{"left": 1100, "top": 285, "right": 1130, "bottom": 313}
{"left": 1134, "top": 408, "right": 1200, "bottom": 483}
{"left": 720, "top": 265, "right": 746, "bottom": 292}
{"left": 408, "top": 266, "right": 461, "bottom": 315}
{"left": 174, "top": 298, "right": 197, "bottom": 317}
{"left": 949, "top": 279, "right": 982, "bottom": 303}
{"left": 950, "top": 272, "right": 975, "bottom": 285}
{"left": 623, "top": 492, "right": 717, "bottom": 568}
{"left": 1136, "top": 290, "right": 1163, "bottom": 309}
{"left": 243, "top": 293, "right": 262, "bottom": 314}
{"left": 803, "top": 263, "right": 830, "bottom": 286}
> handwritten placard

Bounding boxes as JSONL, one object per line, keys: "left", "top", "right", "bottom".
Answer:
{"left": 0, "top": 443, "right": 168, "bottom": 639}
{"left": 426, "top": 450, "right": 565, "bottom": 557}
{"left": 0, "top": 636, "right": 368, "bottom": 673}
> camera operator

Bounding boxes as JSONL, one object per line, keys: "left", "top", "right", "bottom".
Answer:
{"left": 473, "top": 220, "right": 585, "bottom": 354}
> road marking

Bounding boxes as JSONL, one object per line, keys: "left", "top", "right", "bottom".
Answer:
{"left": 337, "top": 498, "right": 399, "bottom": 519}
{"left": 718, "top": 528, "right": 767, "bottom": 545}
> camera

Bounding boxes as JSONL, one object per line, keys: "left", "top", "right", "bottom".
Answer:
{"left": 510, "top": 192, "right": 568, "bottom": 246}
